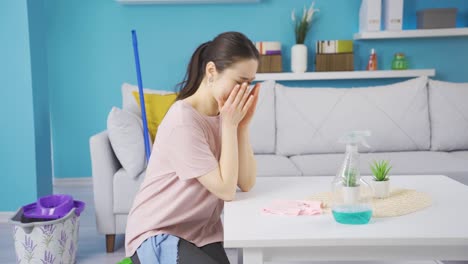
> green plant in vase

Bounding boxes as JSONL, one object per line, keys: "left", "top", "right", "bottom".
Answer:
{"left": 370, "top": 160, "right": 392, "bottom": 198}
{"left": 290, "top": 2, "right": 319, "bottom": 73}
{"left": 370, "top": 160, "right": 392, "bottom": 181}
{"left": 291, "top": 2, "right": 319, "bottom": 45}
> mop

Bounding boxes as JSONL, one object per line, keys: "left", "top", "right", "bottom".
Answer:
{"left": 132, "top": 29, "right": 152, "bottom": 162}
{"left": 118, "top": 29, "right": 151, "bottom": 264}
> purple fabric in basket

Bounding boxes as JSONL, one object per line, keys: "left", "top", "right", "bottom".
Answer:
{"left": 265, "top": 50, "right": 281, "bottom": 55}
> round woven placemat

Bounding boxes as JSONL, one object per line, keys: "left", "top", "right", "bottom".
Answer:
{"left": 307, "top": 188, "right": 432, "bottom": 218}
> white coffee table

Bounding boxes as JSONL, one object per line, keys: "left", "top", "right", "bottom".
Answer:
{"left": 224, "top": 175, "right": 468, "bottom": 264}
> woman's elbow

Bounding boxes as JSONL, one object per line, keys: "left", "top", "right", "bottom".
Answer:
{"left": 221, "top": 191, "right": 236, "bottom": 201}
{"left": 239, "top": 177, "right": 256, "bottom": 192}
{"left": 240, "top": 164, "right": 257, "bottom": 192}
{"left": 221, "top": 185, "right": 237, "bottom": 201}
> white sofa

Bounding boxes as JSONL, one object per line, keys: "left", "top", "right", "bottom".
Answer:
{"left": 90, "top": 76, "right": 468, "bottom": 252}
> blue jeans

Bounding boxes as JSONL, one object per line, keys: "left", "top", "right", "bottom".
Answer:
{"left": 134, "top": 234, "right": 230, "bottom": 264}
{"left": 136, "top": 234, "right": 179, "bottom": 264}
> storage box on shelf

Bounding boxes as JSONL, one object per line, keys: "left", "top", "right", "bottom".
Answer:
{"left": 417, "top": 8, "right": 457, "bottom": 29}
{"left": 256, "top": 41, "right": 283, "bottom": 73}
{"left": 315, "top": 40, "right": 354, "bottom": 72}
{"left": 258, "top": 54, "right": 282, "bottom": 73}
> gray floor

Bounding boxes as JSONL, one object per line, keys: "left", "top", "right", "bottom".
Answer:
{"left": 1, "top": 183, "right": 466, "bottom": 264}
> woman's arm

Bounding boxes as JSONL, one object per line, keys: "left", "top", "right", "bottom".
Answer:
{"left": 196, "top": 121, "right": 240, "bottom": 201}
{"left": 236, "top": 83, "right": 260, "bottom": 192}
{"left": 237, "top": 127, "right": 256, "bottom": 192}
{"left": 198, "top": 84, "right": 254, "bottom": 201}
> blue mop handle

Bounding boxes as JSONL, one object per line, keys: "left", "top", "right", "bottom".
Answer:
{"left": 132, "top": 30, "right": 151, "bottom": 162}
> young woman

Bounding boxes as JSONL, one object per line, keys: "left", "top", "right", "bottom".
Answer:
{"left": 125, "top": 31, "right": 260, "bottom": 264}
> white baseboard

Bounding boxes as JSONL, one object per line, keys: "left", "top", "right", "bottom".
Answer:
{"left": 53, "top": 177, "right": 93, "bottom": 186}
{"left": 0, "top": 211, "right": 14, "bottom": 223}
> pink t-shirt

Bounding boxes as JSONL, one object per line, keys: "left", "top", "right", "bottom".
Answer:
{"left": 125, "top": 100, "right": 223, "bottom": 257}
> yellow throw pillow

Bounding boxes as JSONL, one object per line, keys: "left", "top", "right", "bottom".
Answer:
{"left": 132, "top": 91, "right": 177, "bottom": 142}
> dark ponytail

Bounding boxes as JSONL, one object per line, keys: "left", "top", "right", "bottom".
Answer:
{"left": 175, "top": 41, "right": 211, "bottom": 100}
{"left": 176, "top": 32, "right": 259, "bottom": 101}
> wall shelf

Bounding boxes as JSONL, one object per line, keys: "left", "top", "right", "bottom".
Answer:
{"left": 354, "top": 28, "right": 468, "bottom": 40}
{"left": 116, "top": 0, "right": 260, "bottom": 4}
{"left": 255, "top": 69, "right": 435, "bottom": 81}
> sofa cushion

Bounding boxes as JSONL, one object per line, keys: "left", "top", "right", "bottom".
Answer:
{"left": 114, "top": 168, "right": 145, "bottom": 214}
{"left": 290, "top": 151, "right": 468, "bottom": 185}
{"left": 133, "top": 92, "right": 177, "bottom": 142}
{"left": 249, "top": 80, "right": 276, "bottom": 154}
{"left": 449, "top": 151, "right": 468, "bottom": 161}
{"left": 255, "top": 154, "right": 301, "bottom": 176}
{"left": 122, "top": 82, "right": 174, "bottom": 116}
{"left": 107, "top": 107, "right": 146, "bottom": 178}
{"left": 429, "top": 79, "right": 468, "bottom": 151}
{"left": 275, "top": 77, "right": 430, "bottom": 156}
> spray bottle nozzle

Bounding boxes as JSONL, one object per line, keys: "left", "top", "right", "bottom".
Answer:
{"left": 338, "top": 130, "right": 372, "bottom": 149}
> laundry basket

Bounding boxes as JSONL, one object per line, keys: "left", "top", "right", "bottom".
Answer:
{"left": 10, "top": 195, "right": 85, "bottom": 264}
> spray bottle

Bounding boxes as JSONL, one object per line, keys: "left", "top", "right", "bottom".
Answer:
{"left": 331, "top": 130, "right": 373, "bottom": 225}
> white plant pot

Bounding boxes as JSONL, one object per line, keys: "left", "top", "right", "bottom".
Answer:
{"left": 343, "top": 186, "right": 360, "bottom": 205}
{"left": 373, "top": 180, "right": 390, "bottom": 198}
{"left": 291, "top": 44, "right": 308, "bottom": 73}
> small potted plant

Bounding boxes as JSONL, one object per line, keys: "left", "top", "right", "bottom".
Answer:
{"left": 370, "top": 160, "right": 392, "bottom": 198}
{"left": 290, "top": 2, "right": 319, "bottom": 73}
{"left": 342, "top": 168, "right": 359, "bottom": 204}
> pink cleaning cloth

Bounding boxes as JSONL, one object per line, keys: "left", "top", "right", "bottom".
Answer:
{"left": 261, "top": 200, "right": 323, "bottom": 216}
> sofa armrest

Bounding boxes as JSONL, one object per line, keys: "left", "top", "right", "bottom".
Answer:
{"left": 90, "top": 130, "right": 121, "bottom": 235}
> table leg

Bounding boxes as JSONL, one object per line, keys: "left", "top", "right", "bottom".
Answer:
{"left": 243, "top": 248, "right": 263, "bottom": 264}
{"left": 237, "top": 248, "right": 243, "bottom": 264}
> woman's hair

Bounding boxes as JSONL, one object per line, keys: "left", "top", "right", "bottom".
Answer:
{"left": 176, "top": 32, "right": 259, "bottom": 100}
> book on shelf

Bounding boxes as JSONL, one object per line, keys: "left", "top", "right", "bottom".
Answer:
{"left": 316, "top": 40, "right": 353, "bottom": 54}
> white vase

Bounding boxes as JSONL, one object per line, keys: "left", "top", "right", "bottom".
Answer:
{"left": 291, "top": 44, "right": 308, "bottom": 73}
{"left": 373, "top": 180, "right": 390, "bottom": 198}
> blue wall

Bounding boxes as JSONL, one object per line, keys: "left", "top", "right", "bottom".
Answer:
{"left": 0, "top": 0, "right": 52, "bottom": 211}
{"left": 44, "top": 0, "right": 468, "bottom": 178}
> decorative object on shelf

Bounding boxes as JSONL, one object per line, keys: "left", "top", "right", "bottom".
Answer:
{"left": 359, "top": 0, "right": 382, "bottom": 32}
{"left": 391, "top": 53, "right": 408, "bottom": 70}
{"left": 366, "top": 48, "right": 378, "bottom": 71}
{"left": 417, "top": 8, "right": 457, "bottom": 29}
{"left": 291, "top": 44, "right": 308, "bottom": 73}
{"left": 370, "top": 160, "right": 392, "bottom": 198}
{"left": 255, "top": 41, "right": 282, "bottom": 73}
{"left": 315, "top": 40, "right": 354, "bottom": 71}
{"left": 383, "top": 0, "right": 403, "bottom": 31}
{"left": 291, "top": 2, "right": 319, "bottom": 73}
